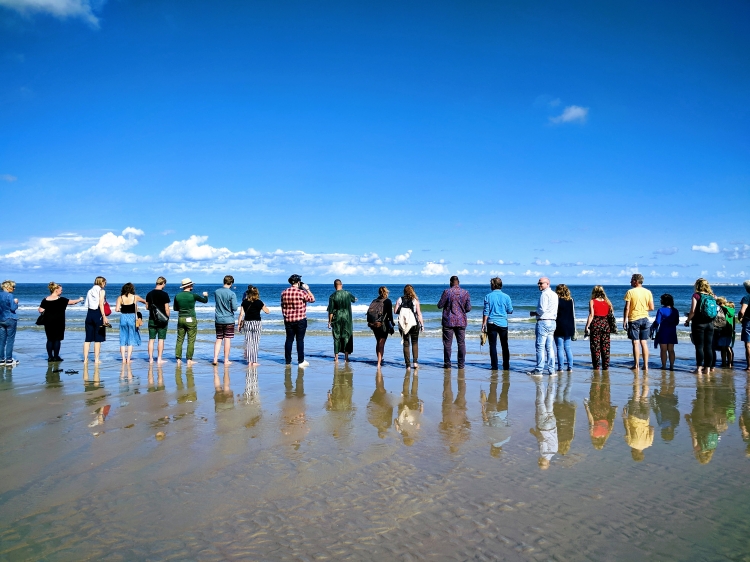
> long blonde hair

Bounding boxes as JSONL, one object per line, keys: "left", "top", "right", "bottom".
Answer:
{"left": 694, "top": 278, "right": 713, "bottom": 295}
{"left": 555, "top": 284, "right": 571, "bottom": 301}
{"left": 1, "top": 280, "right": 15, "bottom": 291}
{"left": 590, "top": 285, "right": 613, "bottom": 311}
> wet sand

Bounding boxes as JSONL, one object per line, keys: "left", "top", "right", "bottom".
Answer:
{"left": 1, "top": 335, "right": 750, "bottom": 560}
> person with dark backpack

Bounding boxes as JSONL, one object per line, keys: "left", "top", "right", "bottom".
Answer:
{"left": 367, "top": 286, "right": 393, "bottom": 368}
{"left": 685, "top": 278, "right": 717, "bottom": 374}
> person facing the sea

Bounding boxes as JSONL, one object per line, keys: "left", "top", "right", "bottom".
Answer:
{"left": 115, "top": 283, "right": 147, "bottom": 363}
{"left": 174, "top": 278, "right": 209, "bottom": 365}
{"left": 0, "top": 280, "right": 20, "bottom": 367}
{"left": 368, "top": 286, "right": 394, "bottom": 368}
{"left": 327, "top": 279, "right": 356, "bottom": 363}
{"left": 584, "top": 286, "right": 613, "bottom": 370}
{"left": 553, "top": 284, "right": 576, "bottom": 372}
{"left": 739, "top": 280, "right": 750, "bottom": 372}
{"left": 437, "top": 276, "right": 471, "bottom": 369}
{"left": 481, "top": 277, "right": 513, "bottom": 371}
{"left": 38, "top": 282, "right": 84, "bottom": 362}
{"left": 238, "top": 285, "right": 269, "bottom": 365}
{"left": 528, "top": 277, "right": 558, "bottom": 375}
{"left": 652, "top": 294, "right": 680, "bottom": 370}
{"left": 685, "top": 277, "right": 716, "bottom": 375}
{"left": 212, "top": 275, "right": 239, "bottom": 365}
{"left": 714, "top": 296, "right": 735, "bottom": 368}
{"left": 394, "top": 284, "right": 424, "bottom": 369}
{"left": 83, "top": 276, "right": 110, "bottom": 364}
{"left": 623, "top": 273, "right": 654, "bottom": 371}
{"left": 281, "top": 274, "right": 315, "bottom": 368}
{"left": 145, "top": 277, "right": 170, "bottom": 364}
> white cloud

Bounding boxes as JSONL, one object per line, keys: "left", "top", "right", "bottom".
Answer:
{"left": 391, "top": 250, "right": 412, "bottom": 264}
{"left": 550, "top": 105, "right": 589, "bottom": 124}
{"left": 455, "top": 269, "right": 469, "bottom": 275}
{"left": 671, "top": 272, "right": 679, "bottom": 278}
{"left": 159, "top": 235, "right": 234, "bottom": 262}
{"left": 653, "top": 247, "right": 678, "bottom": 255}
{"left": 521, "top": 270, "right": 543, "bottom": 277}
{"left": 421, "top": 262, "right": 449, "bottom": 276}
{"left": 577, "top": 270, "right": 596, "bottom": 277}
{"left": 0, "top": 0, "right": 103, "bottom": 26}
{"left": 1, "top": 174, "right": 17, "bottom": 182}
{"left": 70, "top": 228, "right": 144, "bottom": 264}
{"left": 532, "top": 258, "right": 551, "bottom": 266}
{"left": 724, "top": 244, "right": 750, "bottom": 261}
{"left": 691, "top": 242, "right": 720, "bottom": 254}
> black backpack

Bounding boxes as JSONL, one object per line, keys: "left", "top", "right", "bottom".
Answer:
{"left": 367, "top": 298, "right": 385, "bottom": 328}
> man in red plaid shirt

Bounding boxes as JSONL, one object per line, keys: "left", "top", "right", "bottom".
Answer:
{"left": 281, "top": 274, "right": 316, "bottom": 367}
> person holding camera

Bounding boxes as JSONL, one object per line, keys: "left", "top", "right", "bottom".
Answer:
{"left": 281, "top": 274, "right": 315, "bottom": 368}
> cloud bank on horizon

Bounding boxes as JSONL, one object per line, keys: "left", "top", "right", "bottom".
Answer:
{"left": 0, "top": 229, "right": 746, "bottom": 283}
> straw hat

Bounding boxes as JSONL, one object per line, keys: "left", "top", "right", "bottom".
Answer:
{"left": 180, "top": 278, "right": 194, "bottom": 289}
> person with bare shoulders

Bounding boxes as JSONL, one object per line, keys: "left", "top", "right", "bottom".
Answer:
{"left": 115, "top": 282, "right": 147, "bottom": 363}
{"left": 623, "top": 273, "right": 654, "bottom": 370}
{"left": 584, "top": 285, "right": 614, "bottom": 370}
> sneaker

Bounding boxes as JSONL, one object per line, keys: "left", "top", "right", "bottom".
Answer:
{"left": 6, "top": 358, "right": 19, "bottom": 367}
{"left": 527, "top": 370, "right": 543, "bottom": 376}
{"left": 298, "top": 360, "right": 310, "bottom": 368}
{"left": 0, "top": 359, "right": 5, "bottom": 366}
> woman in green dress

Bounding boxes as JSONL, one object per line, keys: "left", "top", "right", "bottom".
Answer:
{"left": 327, "top": 279, "right": 357, "bottom": 362}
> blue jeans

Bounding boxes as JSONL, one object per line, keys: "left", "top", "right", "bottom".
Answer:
{"left": 0, "top": 318, "right": 18, "bottom": 361}
{"left": 555, "top": 336, "right": 573, "bottom": 370}
{"left": 535, "top": 320, "right": 556, "bottom": 373}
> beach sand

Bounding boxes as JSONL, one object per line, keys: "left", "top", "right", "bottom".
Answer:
{"left": 1, "top": 334, "right": 750, "bottom": 560}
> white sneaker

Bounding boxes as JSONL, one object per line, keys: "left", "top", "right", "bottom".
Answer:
{"left": 6, "top": 358, "right": 19, "bottom": 367}
{"left": 298, "top": 360, "right": 310, "bottom": 368}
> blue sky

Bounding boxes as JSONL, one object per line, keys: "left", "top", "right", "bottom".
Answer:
{"left": 1, "top": 0, "right": 748, "bottom": 284}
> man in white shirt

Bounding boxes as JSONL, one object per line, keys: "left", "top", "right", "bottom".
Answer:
{"left": 529, "top": 277, "right": 559, "bottom": 375}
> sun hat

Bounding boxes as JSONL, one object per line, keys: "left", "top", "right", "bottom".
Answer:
{"left": 180, "top": 278, "right": 194, "bottom": 289}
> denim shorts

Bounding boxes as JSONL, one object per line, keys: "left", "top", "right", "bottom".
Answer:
{"left": 742, "top": 321, "right": 750, "bottom": 343}
{"left": 627, "top": 317, "right": 650, "bottom": 341}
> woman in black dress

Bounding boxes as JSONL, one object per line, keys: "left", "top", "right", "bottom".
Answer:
{"left": 38, "top": 282, "right": 84, "bottom": 362}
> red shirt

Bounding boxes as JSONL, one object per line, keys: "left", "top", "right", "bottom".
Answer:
{"left": 281, "top": 287, "right": 315, "bottom": 322}
{"left": 592, "top": 299, "right": 610, "bottom": 317}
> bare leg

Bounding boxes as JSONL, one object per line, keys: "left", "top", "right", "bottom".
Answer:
{"left": 126, "top": 345, "right": 133, "bottom": 363}
{"left": 640, "top": 340, "right": 649, "bottom": 370}
{"left": 224, "top": 339, "right": 232, "bottom": 364}
{"left": 157, "top": 339, "right": 165, "bottom": 363}
{"left": 148, "top": 339, "right": 155, "bottom": 362}
{"left": 83, "top": 341, "right": 90, "bottom": 363}
{"left": 659, "top": 344, "right": 668, "bottom": 369}
{"left": 212, "top": 339, "right": 221, "bottom": 365}
{"left": 668, "top": 344, "right": 676, "bottom": 369}
{"left": 631, "top": 340, "right": 641, "bottom": 369}
{"left": 94, "top": 342, "right": 101, "bottom": 363}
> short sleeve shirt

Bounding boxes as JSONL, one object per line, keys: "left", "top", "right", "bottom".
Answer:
{"left": 242, "top": 300, "right": 265, "bottom": 321}
{"left": 146, "top": 290, "right": 170, "bottom": 315}
{"left": 624, "top": 286, "right": 653, "bottom": 321}
{"left": 741, "top": 295, "right": 750, "bottom": 323}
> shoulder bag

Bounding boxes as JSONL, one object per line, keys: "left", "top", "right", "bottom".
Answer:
{"left": 607, "top": 308, "right": 618, "bottom": 334}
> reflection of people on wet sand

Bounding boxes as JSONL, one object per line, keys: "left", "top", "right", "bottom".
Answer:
{"left": 395, "top": 369, "right": 423, "bottom": 446}
{"left": 326, "top": 363, "right": 355, "bottom": 441}
{"left": 622, "top": 372, "right": 653, "bottom": 462}
{"left": 530, "top": 377, "right": 557, "bottom": 469}
{"left": 147, "top": 363, "right": 165, "bottom": 392}
{"left": 685, "top": 372, "right": 733, "bottom": 464}
{"left": 240, "top": 366, "right": 262, "bottom": 430}
{"left": 739, "top": 376, "right": 750, "bottom": 457}
{"left": 280, "top": 366, "right": 308, "bottom": 450}
{"left": 480, "top": 372, "right": 510, "bottom": 457}
{"left": 650, "top": 370, "right": 680, "bottom": 442}
{"left": 554, "top": 372, "right": 576, "bottom": 455}
{"left": 89, "top": 404, "right": 111, "bottom": 427}
{"left": 175, "top": 364, "right": 197, "bottom": 404}
{"left": 584, "top": 372, "right": 617, "bottom": 450}
{"left": 213, "top": 365, "right": 234, "bottom": 412}
{"left": 367, "top": 369, "right": 393, "bottom": 438}
{"left": 83, "top": 363, "right": 102, "bottom": 392}
{"left": 439, "top": 373, "right": 470, "bottom": 454}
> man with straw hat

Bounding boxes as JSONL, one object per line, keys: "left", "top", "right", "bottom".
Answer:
{"left": 173, "top": 278, "right": 208, "bottom": 365}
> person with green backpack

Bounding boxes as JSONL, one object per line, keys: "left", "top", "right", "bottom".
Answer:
{"left": 685, "top": 278, "right": 717, "bottom": 374}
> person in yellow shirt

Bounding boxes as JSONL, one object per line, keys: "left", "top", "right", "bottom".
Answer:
{"left": 623, "top": 273, "right": 655, "bottom": 370}
{"left": 622, "top": 371, "right": 654, "bottom": 462}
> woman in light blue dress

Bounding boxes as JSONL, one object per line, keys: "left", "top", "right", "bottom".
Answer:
{"left": 116, "top": 283, "right": 147, "bottom": 363}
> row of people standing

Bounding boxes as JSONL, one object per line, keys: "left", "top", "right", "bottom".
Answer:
{"left": 6, "top": 274, "right": 750, "bottom": 371}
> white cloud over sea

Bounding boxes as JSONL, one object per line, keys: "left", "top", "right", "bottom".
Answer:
{"left": 2, "top": 229, "right": 747, "bottom": 283}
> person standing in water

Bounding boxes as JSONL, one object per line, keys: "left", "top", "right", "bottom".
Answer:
{"left": 174, "top": 278, "right": 209, "bottom": 365}
{"left": 327, "top": 279, "right": 357, "bottom": 363}
{"left": 38, "top": 282, "right": 84, "bottom": 362}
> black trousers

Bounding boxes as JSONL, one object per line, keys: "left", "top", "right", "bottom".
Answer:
{"left": 691, "top": 322, "right": 715, "bottom": 368}
{"left": 487, "top": 323, "right": 510, "bottom": 370}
